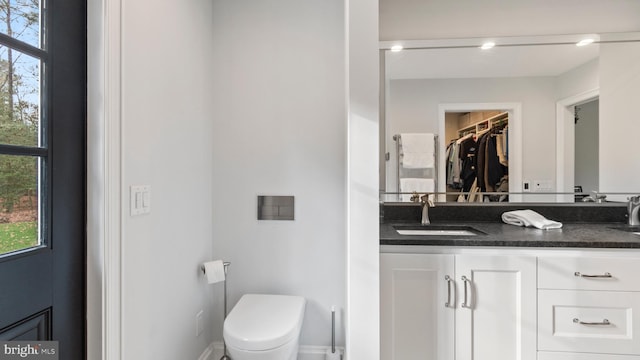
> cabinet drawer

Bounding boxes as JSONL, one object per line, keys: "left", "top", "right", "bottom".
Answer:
{"left": 539, "top": 352, "right": 640, "bottom": 360}
{"left": 538, "top": 256, "right": 640, "bottom": 291}
{"left": 539, "top": 290, "right": 640, "bottom": 355}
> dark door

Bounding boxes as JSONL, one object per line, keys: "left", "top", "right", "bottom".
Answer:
{"left": 0, "top": 0, "right": 86, "bottom": 358}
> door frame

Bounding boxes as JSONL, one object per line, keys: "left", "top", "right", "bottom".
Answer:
{"left": 438, "top": 102, "right": 523, "bottom": 201}
{"left": 87, "top": 0, "right": 123, "bottom": 359}
{"left": 555, "top": 89, "right": 599, "bottom": 202}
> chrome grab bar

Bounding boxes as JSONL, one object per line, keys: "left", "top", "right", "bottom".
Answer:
{"left": 445, "top": 275, "right": 453, "bottom": 308}
{"left": 573, "top": 318, "right": 610, "bottom": 326}
{"left": 461, "top": 275, "right": 472, "bottom": 309}
{"left": 574, "top": 272, "right": 612, "bottom": 278}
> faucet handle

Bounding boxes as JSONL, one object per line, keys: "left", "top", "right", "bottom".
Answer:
{"left": 410, "top": 192, "right": 420, "bottom": 203}
{"left": 629, "top": 195, "right": 640, "bottom": 203}
{"left": 420, "top": 194, "right": 435, "bottom": 207}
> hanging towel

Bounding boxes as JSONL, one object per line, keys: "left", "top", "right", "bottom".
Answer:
{"left": 400, "top": 178, "right": 435, "bottom": 202}
{"left": 501, "top": 210, "right": 563, "bottom": 230}
{"left": 400, "top": 133, "right": 435, "bottom": 169}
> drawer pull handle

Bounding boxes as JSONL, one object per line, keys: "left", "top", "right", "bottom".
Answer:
{"left": 461, "top": 275, "right": 472, "bottom": 309}
{"left": 573, "top": 318, "right": 611, "bottom": 325}
{"left": 574, "top": 272, "right": 612, "bottom": 278}
{"left": 444, "top": 275, "right": 454, "bottom": 308}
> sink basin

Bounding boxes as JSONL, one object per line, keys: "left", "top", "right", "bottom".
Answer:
{"left": 394, "top": 225, "right": 485, "bottom": 236}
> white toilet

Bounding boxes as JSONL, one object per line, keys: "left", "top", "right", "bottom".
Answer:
{"left": 223, "top": 294, "right": 306, "bottom": 360}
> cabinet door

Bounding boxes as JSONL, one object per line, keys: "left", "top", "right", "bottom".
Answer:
{"left": 455, "top": 255, "right": 537, "bottom": 360}
{"left": 380, "top": 253, "right": 455, "bottom": 360}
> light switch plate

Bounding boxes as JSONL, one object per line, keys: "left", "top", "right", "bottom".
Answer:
{"left": 130, "top": 185, "right": 151, "bottom": 216}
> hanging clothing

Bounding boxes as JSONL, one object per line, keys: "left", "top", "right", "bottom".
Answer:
{"left": 496, "top": 132, "right": 508, "bottom": 167}
{"left": 445, "top": 141, "right": 457, "bottom": 187}
{"left": 476, "top": 132, "right": 489, "bottom": 191}
{"left": 447, "top": 118, "right": 509, "bottom": 202}
{"left": 504, "top": 125, "right": 509, "bottom": 161}
{"left": 485, "top": 134, "right": 506, "bottom": 192}
{"left": 458, "top": 136, "right": 477, "bottom": 192}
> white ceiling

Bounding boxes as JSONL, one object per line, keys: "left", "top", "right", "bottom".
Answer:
{"left": 386, "top": 43, "right": 600, "bottom": 80}
{"left": 380, "top": 0, "right": 640, "bottom": 41}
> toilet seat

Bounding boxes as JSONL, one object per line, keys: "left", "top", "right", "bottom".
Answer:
{"left": 224, "top": 294, "right": 306, "bottom": 351}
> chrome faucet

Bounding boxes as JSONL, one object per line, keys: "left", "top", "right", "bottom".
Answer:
{"left": 409, "top": 192, "right": 435, "bottom": 225}
{"left": 420, "top": 194, "right": 435, "bottom": 225}
{"left": 628, "top": 195, "right": 640, "bottom": 226}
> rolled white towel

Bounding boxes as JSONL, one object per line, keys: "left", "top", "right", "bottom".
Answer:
{"left": 501, "top": 210, "right": 563, "bottom": 230}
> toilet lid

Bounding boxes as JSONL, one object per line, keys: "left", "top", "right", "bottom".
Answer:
{"left": 224, "top": 294, "right": 306, "bottom": 351}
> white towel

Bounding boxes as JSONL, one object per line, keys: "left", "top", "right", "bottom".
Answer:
{"left": 400, "top": 133, "right": 435, "bottom": 169}
{"left": 400, "top": 178, "right": 435, "bottom": 202}
{"left": 501, "top": 210, "right": 563, "bottom": 230}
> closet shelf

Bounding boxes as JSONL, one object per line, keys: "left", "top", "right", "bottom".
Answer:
{"left": 457, "top": 111, "right": 508, "bottom": 137}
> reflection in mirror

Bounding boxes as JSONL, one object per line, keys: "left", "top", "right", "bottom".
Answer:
{"left": 378, "top": 191, "right": 640, "bottom": 204}
{"left": 380, "top": 33, "right": 640, "bottom": 203}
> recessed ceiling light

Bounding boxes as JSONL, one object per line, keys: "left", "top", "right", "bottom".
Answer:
{"left": 576, "top": 38, "right": 595, "bottom": 47}
{"left": 390, "top": 45, "right": 403, "bottom": 52}
{"left": 480, "top": 42, "right": 495, "bottom": 50}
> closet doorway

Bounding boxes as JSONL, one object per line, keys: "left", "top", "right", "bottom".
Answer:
{"left": 438, "top": 103, "right": 523, "bottom": 202}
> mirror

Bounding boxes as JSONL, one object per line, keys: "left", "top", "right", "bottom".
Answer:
{"left": 380, "top": 33, "right": 640, "bottom": 203}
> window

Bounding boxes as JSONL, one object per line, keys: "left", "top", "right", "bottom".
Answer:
{"left": 0, "top": 0, "right": 46, "bottom": 256}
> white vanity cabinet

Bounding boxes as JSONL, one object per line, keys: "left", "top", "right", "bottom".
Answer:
{"left": 538, "top": 256, "right": 640, "bottom": 359}
{"left": 455, "top": 255, "right": 537, "bottom": 360}
{"left": 380, "top": 253, "right": 537, "bottom": 360}
{"left": 380, "top": 253, "right": 455, "bottom": 360}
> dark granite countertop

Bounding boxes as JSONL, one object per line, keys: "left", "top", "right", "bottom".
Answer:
{"left": 380, "top": 222, "right": 640, "bottom": 248}
{"left": 380, "top": 202, "right": 640, "bottom": 248}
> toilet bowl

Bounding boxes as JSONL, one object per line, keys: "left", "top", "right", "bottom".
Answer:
{"left": 223, "top": 294, "right": 306, "bottom": 360}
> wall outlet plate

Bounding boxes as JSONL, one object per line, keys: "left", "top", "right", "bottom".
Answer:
{"left": 533, "top": 180, "right": 553, "bottom": 192}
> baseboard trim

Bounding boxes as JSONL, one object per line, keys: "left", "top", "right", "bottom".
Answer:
{"left": 208, "top": 342, "right": 344, "bottom": 360}
{"left": 198, "top": 342, "right": 215, "bottom": 360}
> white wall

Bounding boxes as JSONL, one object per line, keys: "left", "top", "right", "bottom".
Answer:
{"left": 210, "top": 0, "right": 347, "bottom": 349}
{"left": 385, "top": 77, "right": 557, "bottom": 193}
{"left": 599, "top": 41, "right": 640, "bottom": 196}
{"left": 120, "top": 0, "right": 216, "bottom": 359}
{"left": 347, "top": 0, "right": 380, "bottom": 357}
{"left": 555, "top": 58, "right": 599, "bottom": 101}
{"left": 380, "top": 0, "right": 640, "bottom": 41}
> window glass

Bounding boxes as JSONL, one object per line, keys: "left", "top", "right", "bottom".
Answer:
{"left": 0, "top": 0, "right": 41, "bottom": 49}
{"left": 0, "top": 154, "right": 40, "bottom": 255}
{"left": 0, "top": 45, "right": 40, "bottom": 147}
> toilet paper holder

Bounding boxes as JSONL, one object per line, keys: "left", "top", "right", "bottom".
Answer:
{"left": 201, "top": 261, "right": 231, "bottom": 275}
{"left": 202, "top": 261, "right": 231, "bottom": 360}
